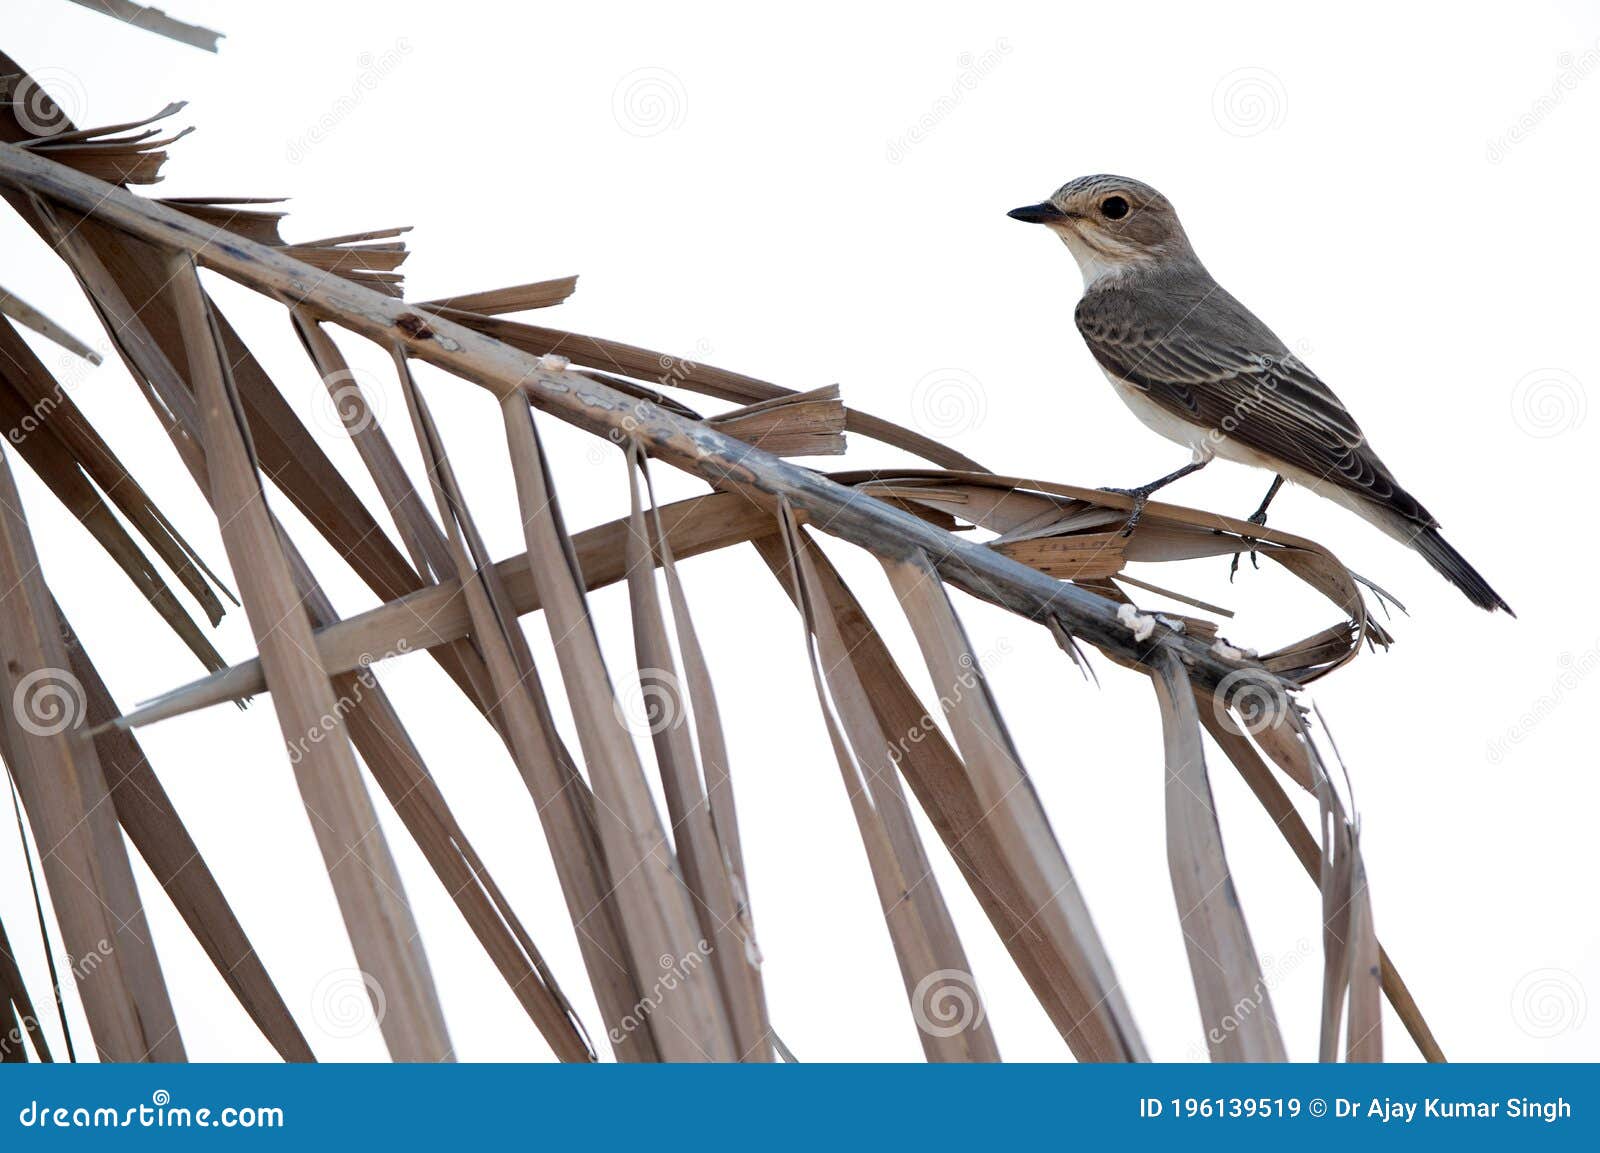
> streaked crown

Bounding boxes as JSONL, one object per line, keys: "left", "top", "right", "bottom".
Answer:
{"left": 1049, "top": 174, "right": 1190, "bottom": 253}
{"left": 1009, "top": 174, "right": 1195, "bottom": 273}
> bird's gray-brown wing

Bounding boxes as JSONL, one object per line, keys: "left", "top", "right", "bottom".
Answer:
{"left": 1074, "top": 285, "right": 1433, "bottom": 526}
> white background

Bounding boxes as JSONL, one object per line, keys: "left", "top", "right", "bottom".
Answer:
{"left": 1, "top": 0, "right": 1596, "bottom": 1062}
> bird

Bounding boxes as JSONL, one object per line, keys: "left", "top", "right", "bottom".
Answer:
{"left": 1008, "top": 174, "right": 1512, "bottom": 614}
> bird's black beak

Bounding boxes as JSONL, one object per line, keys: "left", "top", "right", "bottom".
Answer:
{"left": 1007, "top": 201, "right": 1067, "bottom": 224}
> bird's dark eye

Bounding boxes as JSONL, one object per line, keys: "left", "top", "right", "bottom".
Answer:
{"left": 1100, "top": 195, "right": 1130, "bottom": 220}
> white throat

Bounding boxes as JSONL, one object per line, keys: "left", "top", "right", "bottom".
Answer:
{"left": 1056, "top": 227, "right": 1150, "bottom": 289}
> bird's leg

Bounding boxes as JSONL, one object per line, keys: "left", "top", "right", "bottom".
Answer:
{"left": 1100, "top": 456, "right": 1209, "bottom": 536}
{"left": 1229, "top": 474, "right": 1285, "bottom": 581}
{"left": 1247, "top": 474, "right": 1285, "bottom": 525}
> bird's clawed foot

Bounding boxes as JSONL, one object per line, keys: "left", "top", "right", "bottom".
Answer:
{"left": 1098, "top": 457, "right": 1210, "bottom": 537}
{"left": 1098, "top": 485, "right": 1152, "bottom": 537}
{"left": 1228, "top": 475, "right": 1283, "bottom": 581}
{"left": 1228, "top": 513, "right": 1268, "bottom": 581}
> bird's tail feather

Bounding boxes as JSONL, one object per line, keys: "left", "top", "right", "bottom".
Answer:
{"left": 1410, "top": 526, "right": 1514, "bottom": 615}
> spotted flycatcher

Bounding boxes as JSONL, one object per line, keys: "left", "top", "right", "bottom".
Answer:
{"left": 1010, "top": 174, "right": 1511, "bottom": 613}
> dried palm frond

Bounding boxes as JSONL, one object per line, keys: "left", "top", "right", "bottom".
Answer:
{"left": 0, "top": 284, "right": 101, "bottom": 363}
{"left": 0, "top": 47, "right": 1446, "bottom": 1066}
{"left": 63, "top": 1, "right": 222, "bottom": 52}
